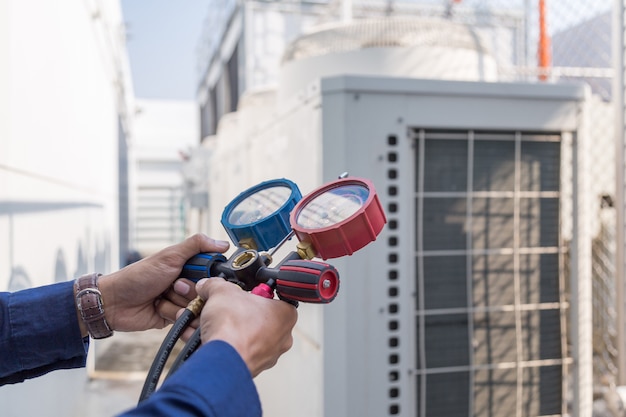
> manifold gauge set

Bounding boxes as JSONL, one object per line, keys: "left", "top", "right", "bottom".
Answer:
{"left": 138, "top": 174, "right": 386, "bottom": 402}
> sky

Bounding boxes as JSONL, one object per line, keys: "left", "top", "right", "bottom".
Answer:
{"left": 120, "top": 0, "right": 210, "bottom": 100}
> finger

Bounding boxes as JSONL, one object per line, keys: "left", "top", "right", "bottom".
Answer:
{"left": 179, "top": 323, "right": 199, "bottom": 343}
{"left": 156, "top": 299, "right": 186, "bottom": 324}
{"left": 178, "top": 234, "right": 230, "bottom": 261}
{"left": 174, "top": 278, "right": 198, "bottom": 299}
{"left": 188, "top": 316, "right": 200, "bottom": 330}
{"left": 162, "top": 288, "right": 191, "bottom": 309}
{"left": 175, "top": 310, "right": 200, "bottom": 342}
{"left": 196, "top": 277, "right": 232, "bottom": 299}
{"left": 164, "top": 279, "right": 198, "bottom": 307}
{"left": 175, "top": 309, "right": 200, "bottom": 326}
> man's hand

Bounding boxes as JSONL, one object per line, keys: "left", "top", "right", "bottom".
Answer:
{"left": 95, "top": 234, "right": 229, "bottom": 332}
{"left": 196, "top": 278, "right": 298, "bottom": 377}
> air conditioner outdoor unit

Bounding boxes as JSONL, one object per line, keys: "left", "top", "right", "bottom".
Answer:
{"left": 205, "top": 75, "right": 591, "bottom": 417}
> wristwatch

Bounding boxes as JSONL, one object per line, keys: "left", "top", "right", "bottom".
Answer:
{"left": 74, "top": 273, "right": 114, "bottom": 339}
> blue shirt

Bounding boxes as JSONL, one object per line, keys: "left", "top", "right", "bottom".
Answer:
{"left": 0, "top": 281, "right": 262, "bottom": 416}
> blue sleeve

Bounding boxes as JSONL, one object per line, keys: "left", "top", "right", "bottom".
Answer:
{"left": 0, "top": 281, "right": 89, "bottom": 385}
{"left": 120, "top": 340, "right": 262, "bottom": 417}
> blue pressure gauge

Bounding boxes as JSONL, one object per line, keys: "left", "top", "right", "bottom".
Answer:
{"left": 221, "top": 178, "right": 301, "bottom": 251}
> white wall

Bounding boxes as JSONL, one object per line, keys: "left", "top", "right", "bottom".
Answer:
{"left": 0, "top": 0, "right": 132, "bottom": 291}
{"left": 0, "top": 1, "right": 133, "bottom": 414}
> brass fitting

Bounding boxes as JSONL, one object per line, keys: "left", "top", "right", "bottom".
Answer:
{"left": 296, "top": 241, "right": 317, "bottom": 260}
{"left": 259, "top": 251, "right": 273, "bottom": 266}
{"left": 238, "top": 238, "right": 257, "bottom": 250}
{"left": 185, "top": 295, "right": 205, "bottom": 317}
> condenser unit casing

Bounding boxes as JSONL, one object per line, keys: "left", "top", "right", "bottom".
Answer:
{"left": 208, "top": 76, "right": 590, "bottom": 417}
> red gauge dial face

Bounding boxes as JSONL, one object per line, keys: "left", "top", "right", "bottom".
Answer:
{"left": 294, "top": 184, "right": 369, "bottom": 230}
{"left": 290, "top": 177, "right": 387, "bottom": 259}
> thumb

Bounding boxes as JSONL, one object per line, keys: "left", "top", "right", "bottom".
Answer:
{"left": 196, "top": 278, "right": 211, "bottom": 299}
{"left": 178, "top": 234, "right": 230, "bottom": 260}
{"left": 196, "top": 278, "right": 227, "bottom": 299}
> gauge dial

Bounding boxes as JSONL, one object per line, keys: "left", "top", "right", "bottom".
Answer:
{"left": 221, "top": 178, "right": 301, "bottom": 251}
{"left": 290, "top": 177, "right": 386, "bottom": 259}
{"left": 295, "top": 184, "right": 369, "bottom": 229}
{"left": 228, "top": 186, "right": 294, "bottom": 226}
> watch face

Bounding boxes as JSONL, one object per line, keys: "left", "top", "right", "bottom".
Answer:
{"left": 227, "top": 185, "right": 293, "bottom": 226}
{"left": 295, "top": 184, "right": 369, "bottom": 229}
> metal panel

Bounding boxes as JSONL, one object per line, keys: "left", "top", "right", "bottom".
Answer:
{"left": 319, "top": 76, "right": 587, "bottom": 417}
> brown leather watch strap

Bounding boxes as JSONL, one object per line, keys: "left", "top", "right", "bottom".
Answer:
{"left": 74, "top": 273, "right": 114, "bottom": 339}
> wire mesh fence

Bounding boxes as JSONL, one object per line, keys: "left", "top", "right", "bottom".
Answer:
{"left": 197, "top": 0, "right": 614, "bottom": 103}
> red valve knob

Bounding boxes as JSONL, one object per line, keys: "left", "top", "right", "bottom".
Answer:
{"left": 276, "top": 260, "right": 340, "bottom": 303}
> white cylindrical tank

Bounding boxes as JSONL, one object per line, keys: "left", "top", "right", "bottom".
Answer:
{"left": 278, "top": 17, "right": 499, "bottom": 104}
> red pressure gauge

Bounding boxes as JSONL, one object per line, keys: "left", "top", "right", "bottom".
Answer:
{"left": 290, "top": 177, "right": 387, "bottom": 259}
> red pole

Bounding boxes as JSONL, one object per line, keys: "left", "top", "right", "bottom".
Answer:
{"left": 538, "top": 0, "right": 552, "bottom": 81}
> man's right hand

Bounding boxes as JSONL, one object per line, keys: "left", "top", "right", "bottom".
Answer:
{"left": 196, "top": 278, "right": 298, "bottom": 377}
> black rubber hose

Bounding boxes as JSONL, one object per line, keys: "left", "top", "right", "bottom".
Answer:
{"left": 138, "top": 308, "right": 196, "bottom": 403}
{"left": 165, "top": 327, "right": 203, "bottom": 379}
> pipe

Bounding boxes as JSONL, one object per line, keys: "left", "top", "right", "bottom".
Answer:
{"left": 538, "top": 0, "right": 552, "bottom": 81}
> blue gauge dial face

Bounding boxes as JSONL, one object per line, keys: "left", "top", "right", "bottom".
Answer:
{"left": 227, "top": 185, "right": 293, "bottom": 226}
{"left": 295, "top": 184, "right": 369, "bottom": 229}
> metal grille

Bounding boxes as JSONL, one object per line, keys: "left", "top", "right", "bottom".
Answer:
{"left": 414, "top": 129, "right": 569, "bottom": 417}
